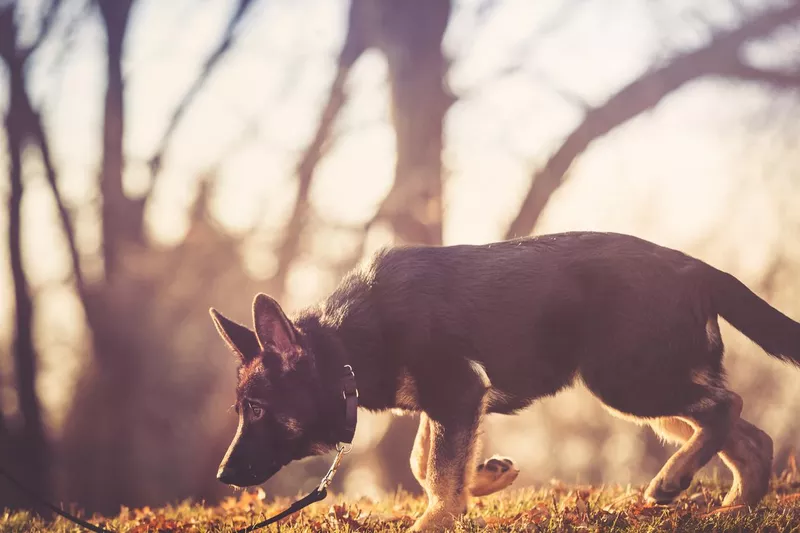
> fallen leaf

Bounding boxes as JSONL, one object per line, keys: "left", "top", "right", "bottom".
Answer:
{"left": 327, "top": 503, "right": 362, "bottom": 529}
{"left": 779, "top": 493, "right": 800, "bottom": 503}
{"left": 698, "top": 504, "right": 746, "bottom": 518}
{"left": 603, "top": 492, "right": 639, "bottom": 511}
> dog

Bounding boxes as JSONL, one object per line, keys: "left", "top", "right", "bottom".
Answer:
{"left": 210, "top": 231, "right": 800, "bottom": 530}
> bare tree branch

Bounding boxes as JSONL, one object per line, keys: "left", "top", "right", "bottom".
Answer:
{"left": 97, "top": 0, "right": 137, "bottom": 278}
{"left": 271, "top": 0, "right": 368, "bottom": 298}
{"left": 147, "top": 0, "right": 258, "bottom": 179}
{"left": 1, "top": 4, "right": 51, "bottom": 499}
{"left": 505, "top": 1, "right": 800, "bottom": 239}
{"left": 456, "top": 0, "right": 589, "bottom": 100}
{"left": 723, "top": 61, "right": 800, "bottom": 88}
{"left": 20, "top": 0, "right": 64, "bottom": 61}
{"left": 0, "top": 1, "right": 90, "bottom": 304}
{"left": 30, "top": 108, "right": 88, "bottom": 302}
{"left": 45, "top": 0, "right": 92, "bottom": 80}
{"left": 362, "top": 0, "right": 452, "bottom": 247}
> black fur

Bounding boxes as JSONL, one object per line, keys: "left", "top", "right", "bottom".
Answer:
{"left": 298, "top": 232, "right": 799, "bottom": 417}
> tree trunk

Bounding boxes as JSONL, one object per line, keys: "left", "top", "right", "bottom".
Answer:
{"left": 97, "top": 0, "right": 140, "bottom": 280}
{"left": 370, "top": 0, "right": 453, "bottom": 246}
{"left": 3, "top": 44, "right": 50, "bottom": 502}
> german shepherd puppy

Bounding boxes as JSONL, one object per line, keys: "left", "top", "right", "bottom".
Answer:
{"left": 210, "top": 231, "right": 800, "bottom": 531}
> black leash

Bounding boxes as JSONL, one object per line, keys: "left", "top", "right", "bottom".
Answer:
{"left": 236, "top": 488, "right": 328, "bottom": 533}
{"left": 234, "top": 440, "right": 351, "bottom": 533}
{"left": 0, "top": 466, "right": 113, "bottom": 533}
{"left": 0, "top": 365, "right": 359, "bottom": 533}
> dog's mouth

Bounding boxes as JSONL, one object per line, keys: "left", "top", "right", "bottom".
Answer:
{"left": 250, "top": 464, "right": 282, "bottom": 486}
{"left": 220, "top": 459, "right": 288, "bottom": 488}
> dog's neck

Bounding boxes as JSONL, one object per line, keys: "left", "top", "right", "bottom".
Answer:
{"left": 296, "top": 305, "right": 395, "bottom": 414}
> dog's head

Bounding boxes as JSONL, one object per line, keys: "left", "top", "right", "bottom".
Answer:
{"left": 210, "top": 293, "right": 333, "bottom": 487}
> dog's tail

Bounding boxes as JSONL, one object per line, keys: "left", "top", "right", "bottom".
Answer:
{"left": 709, "top": 266, "right": 800, "bottom": 367}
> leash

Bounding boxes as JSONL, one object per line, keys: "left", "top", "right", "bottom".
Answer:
{"left": 234, "top": 364, "right": 358, "bottom": 533}
{"left": 233, "top": 441, "right": 351, "bottom": 533}
{"left": 0, "top": 365, "right": 359, "bottom": 533}
{"left": 0, "top": 466, "right": 113, "bottom": 533}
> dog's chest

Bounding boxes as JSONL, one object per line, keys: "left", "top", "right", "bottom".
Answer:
{"left": 393, "top": 369, "right": 420, "bottom": 412}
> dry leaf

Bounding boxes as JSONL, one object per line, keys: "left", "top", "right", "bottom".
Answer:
{"left": 779, "top": 493, "right": 800, "bottom": 503}
{"left": 698, "top": 504, "right": 746, "bottom": 518}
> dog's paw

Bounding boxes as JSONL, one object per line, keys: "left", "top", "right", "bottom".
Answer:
{"left": 644, "top": 474, "right": 691, "bottom": 505}
{"left": 470, "top": 455, "right": 520, "bottom": 496}
{"left": 409, "top": 509, "right": 458, "bottom": 532}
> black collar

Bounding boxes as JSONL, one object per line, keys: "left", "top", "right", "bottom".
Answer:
{"left": 337, "top": 364, "right": 358, "bottom": 444}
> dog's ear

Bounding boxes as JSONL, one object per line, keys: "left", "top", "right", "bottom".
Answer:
{"left": 209, "top": 308, "right": 261, "bottom": 361}
{"left": 252, "top": 293, "right": 297, "bottom": 354}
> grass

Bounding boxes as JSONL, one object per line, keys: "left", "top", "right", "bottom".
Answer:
{"left": 3, "top": 468, "right": 800, "bottom": 532}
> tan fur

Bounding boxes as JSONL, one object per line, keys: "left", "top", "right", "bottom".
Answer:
{"left": 469, "top": 359, "right": 516, "bottom": 415}
{"left": 411, "top": 414, "right": 519, "bottom": 501}
{"left": 648, "top": 398, "right": 773, "bottom": 507}
{"left": 412, "top": 421, "right": 472, "bottom": 531}
{"left": 217, "top": 414, "right": 245, "bottom": 479}
{"left": 706, "top": 318, "right": 722, "bottom": 350}
{"left": 395, "top": 368, "right": 420, "bottom": 411}
{"left": 485, "top": 387, "right": 515, "bottom": 410}
{"left": 410, "top": 394, "right": 487, "bottom": 531}
{"left": 645, "top": 392, "right": 739, "bottom": 503}
{"left": 276, "top": 415, "right": 302, "bottom": 437}
{"left": 470, "top": 456, "right": 520, "bottom": 497}
{"left": 409, "top": 360, "right": 518, "bottom": 524}
{"left": 691, "top": 368, "right": 720, "bottom": 389}
{"left": 601, "top": 404, "right": 652, "bottom": 426}
{"left": 309, "top": 443, "right": 333, "bottom": 455}
{"left": 410, "top": 414, "right": 431, "bottom": 489}
{"left": 467, "top": 360, "right": 492, "bottom": 389}
{"left": 718, "top": 419, "right": 773, "bottom": 506}
{"left": 650, "top": 417, "right": 695, "bottom": 445}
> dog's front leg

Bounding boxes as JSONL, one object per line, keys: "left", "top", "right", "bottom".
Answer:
{"left": 411, "top": 395, "right": 486, "bottom": 531}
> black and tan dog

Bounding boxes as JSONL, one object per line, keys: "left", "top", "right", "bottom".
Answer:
{"left": 210, "top": 231, "right": 800, "bottom": 530}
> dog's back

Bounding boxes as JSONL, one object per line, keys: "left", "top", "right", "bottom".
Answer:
{"left": 338, "top": 233, "right": 702, "bottom": 407}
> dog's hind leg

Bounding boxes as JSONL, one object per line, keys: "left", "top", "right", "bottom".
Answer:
{"left": 717, "top": 416, "right": 773, "bottom": 506}
{"left": 644, "top": 389, "right": 739, "bottom": 504}
{"left": 650, "top": 416, "right": 695, "bottom": 445}
{"left": 410, "top": 413, "right": 432, "bottom": 489}
{"left": 648, "top": 396, "right": 773, "bottom": 507}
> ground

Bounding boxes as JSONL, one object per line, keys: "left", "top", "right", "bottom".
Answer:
{"left": 3, "top": 462, "right": 800, "bottom": 532}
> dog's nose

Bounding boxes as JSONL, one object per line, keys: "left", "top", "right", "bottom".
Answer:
{"left": 216, "top": 466, "right": 237, "bottom": 484}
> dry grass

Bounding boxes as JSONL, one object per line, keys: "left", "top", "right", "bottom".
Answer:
{"left": 3, "top": 468, "right": 800, "bottom": 532}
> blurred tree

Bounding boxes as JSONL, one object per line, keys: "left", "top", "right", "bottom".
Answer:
{"left": 58, "top": 0, "right": 274, "bottom": 514}
{"left": 505, "top": 1, "right": 800, "bottom": 240}
{"left": 272, "top": 0, "right": 369, "bottom": 295}
{"left": 148, "top": 0, "right": 258, "bottom": 179}
{"left": 274, "top": 0, "right": 453, "bottom": 298}
{"left": 96, "top": 0, "right": 138, "bottom": 277}
{"left": 366, "top": 0, "right": 453, "bottom": 246}
{"left": 0, "top": 0, "right": 70, "bottom": 504}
